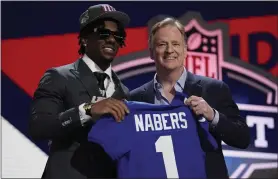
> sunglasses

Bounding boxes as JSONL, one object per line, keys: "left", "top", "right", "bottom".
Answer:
{"left": 95, "top": 28, "right": 126, "bottom": 45}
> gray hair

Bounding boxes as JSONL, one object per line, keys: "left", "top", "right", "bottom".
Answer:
{"left": 148, "top": 17, "right": 187, "bottom": 49}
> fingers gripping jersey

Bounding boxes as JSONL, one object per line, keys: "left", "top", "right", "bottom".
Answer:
{"left": 88, "top": 93, "right": 218, "bottom": 178}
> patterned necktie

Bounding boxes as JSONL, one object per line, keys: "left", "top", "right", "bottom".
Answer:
{"left": 94, "top": 72, "right": 109, "bottom": 97}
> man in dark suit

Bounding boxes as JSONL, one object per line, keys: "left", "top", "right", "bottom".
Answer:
{"left": 130, "top": 17, "right": 250, "bottom": 178}
{"left": 30, "top": 4, "right": 130, "bottom": 179}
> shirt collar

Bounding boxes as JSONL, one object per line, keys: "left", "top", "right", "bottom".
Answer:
{"left": 153, "top": 67, "right": 187, "bottom": 92}
{"left": 82, "top": 54, "right": 112, "bottom": 79}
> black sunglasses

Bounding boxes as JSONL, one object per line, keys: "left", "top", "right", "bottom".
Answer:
{"left": 95, "top": 28, "right": 126, "bottom": 45}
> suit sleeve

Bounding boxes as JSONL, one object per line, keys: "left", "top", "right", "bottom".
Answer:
{"left": 29, "top": 68, "right": 83, "bottom": 140}
{"left": 88, "top": 115, "right": 132, "bottom": 160}
{"left": 211, "top": 82, "right": 250, "bottom": 149}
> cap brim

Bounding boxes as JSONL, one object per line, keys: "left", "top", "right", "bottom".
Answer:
{"left": 91, "top": 11, "right": 130, "bottom": 27}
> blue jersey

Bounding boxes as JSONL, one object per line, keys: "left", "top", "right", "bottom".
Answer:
{"left": 88, "top": 93, "right": 218, "bottom": 178}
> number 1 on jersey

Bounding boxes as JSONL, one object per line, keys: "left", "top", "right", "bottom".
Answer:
{"left": 155, "top": 135, "right": 179, "bottom": 178}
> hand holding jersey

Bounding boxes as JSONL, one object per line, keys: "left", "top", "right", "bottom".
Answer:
{"left": 90, "top": 98, "right": 130, "bottom": 122}
{"left": 185, "top": 95, "right": 215, "bottom": 121}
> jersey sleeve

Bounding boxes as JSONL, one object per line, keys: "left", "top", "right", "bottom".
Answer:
{"left": 88, "top": 114, "right": 133, "bottom": 160}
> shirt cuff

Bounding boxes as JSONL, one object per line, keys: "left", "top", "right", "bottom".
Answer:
{"left": 79, "top": 103, "right": 91, "bottom": 126}
{"left": 210, "top": 109, "right": 219, "bottom": 126}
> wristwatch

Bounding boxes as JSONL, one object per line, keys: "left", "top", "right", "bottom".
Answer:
{"left": 83, "top": 102, "right": 93, "bottom": 116}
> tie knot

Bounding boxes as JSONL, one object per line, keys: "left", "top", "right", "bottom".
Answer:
{"left": 94, "top": 72, "right": 109, "bottom": 90}
{"left": 94, "top": 72, "right": 108, "bottom": 81}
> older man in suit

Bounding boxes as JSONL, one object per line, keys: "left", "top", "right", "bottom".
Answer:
{"left": 131, "top": 17, "right": 250, "bottom": 178}
{"left": 30, "top": 4, "right": 130, "bottom": 179}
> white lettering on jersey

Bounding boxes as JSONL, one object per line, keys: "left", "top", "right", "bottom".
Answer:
{"left": 134, "top": 114, "right": 144, "bottom": 131}
{"left": 145, "top": 114, "right": 155, "bottom": 131}
{"left": 134, "top": 112, "right": 188, "bottom": 132}
{"left": 161, "top": 113, "right": 172, "bottom": 130}
{"left": 153, "top": 114, "right": 163, "bottom": 131}
{"left": 179, "top": 112, "right": 188, "bottom": 128}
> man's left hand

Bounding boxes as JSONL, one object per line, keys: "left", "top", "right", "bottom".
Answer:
{"left": 185, "top": 95, "right": 214, "bottom": 121}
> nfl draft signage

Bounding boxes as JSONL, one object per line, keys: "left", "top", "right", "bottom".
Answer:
{"left": 112, "top": 12, "right": 278, "bottom": 178}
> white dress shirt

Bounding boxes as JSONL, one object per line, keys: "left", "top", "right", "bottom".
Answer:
{"left": 153, "top": 68, "right": 219, "bottom": 126}
{"left": 78, "top": 54, "right": 116, "bottom": 125}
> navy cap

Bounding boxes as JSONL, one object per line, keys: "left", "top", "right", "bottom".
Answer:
{"left": 79, "top": 4, "right": 130, "bottom": 30}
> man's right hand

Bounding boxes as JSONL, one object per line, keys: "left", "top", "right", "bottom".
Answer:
{"left": 90, "top": 98, "right": 130, "bottom": 122}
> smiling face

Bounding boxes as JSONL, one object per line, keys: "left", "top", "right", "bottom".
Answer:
{"left": 150, "top": 24, "right": 187, "bottom": 72}
{"left": 85, "top": 20, "right": 124, "bottom": 69}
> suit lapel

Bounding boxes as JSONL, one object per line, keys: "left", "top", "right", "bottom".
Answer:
{"left": 183, "top": 71, "right": 203, "bottom": 97}
{"left": 111, "top": 71, "right": 129, "bottom": 100}
{"left": 70, "top": 59, "right": 102, "bottom": 98}
{"left": 143, "top": 80, "right": 155, "bottom": 103}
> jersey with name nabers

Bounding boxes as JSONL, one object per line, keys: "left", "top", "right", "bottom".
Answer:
{"left": 88, "top": 92, "right": 218, "bottom": 178}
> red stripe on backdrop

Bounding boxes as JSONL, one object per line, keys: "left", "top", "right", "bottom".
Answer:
{"left": 2, "top": 34, "right": 80, "bottom": 97}
{"left": 1, "top": 28, "right": 148, "bottom": 97}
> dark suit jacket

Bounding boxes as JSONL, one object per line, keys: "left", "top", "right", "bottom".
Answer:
{"left": 130, "top": 71, "right": 250, "bottom": 179}
{"left": 29, "top": 59, "right": 129, "bottom": 179}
